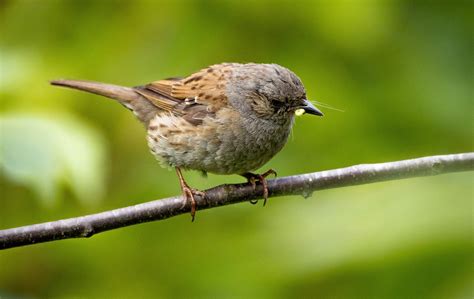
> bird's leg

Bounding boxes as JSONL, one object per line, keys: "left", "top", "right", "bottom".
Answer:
{"left": 241, "top": 169, "right": 277, "bottom": 206}
{"left": 175, "top": 167, "right": 205, "bottom": 221}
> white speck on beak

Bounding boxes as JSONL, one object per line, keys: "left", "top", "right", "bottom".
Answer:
{"left": 295, "top": 108, "right": 305, "bottom": 116}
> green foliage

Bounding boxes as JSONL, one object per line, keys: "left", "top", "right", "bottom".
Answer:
{"left": 0, "top": 0, "right": 472, "bottom": 298}
{"left": 0, "top": 113, "right": 106, "bottom": 206}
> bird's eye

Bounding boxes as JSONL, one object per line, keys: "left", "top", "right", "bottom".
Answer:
{"left": 271, "top": 100, "right": 285, "bottom": 109}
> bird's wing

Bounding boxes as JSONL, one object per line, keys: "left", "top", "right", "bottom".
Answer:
{"left": 134, "top": 64, "right": 235, "bottom": 125}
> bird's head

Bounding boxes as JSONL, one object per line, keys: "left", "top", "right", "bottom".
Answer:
{"left": 227, "top": 63, "right": 323, "bottom": 122}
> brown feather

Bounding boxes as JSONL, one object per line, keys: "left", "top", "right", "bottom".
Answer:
{"left": 134, "top": 86, "right": 180, "bottom": 114}
{"left": 134, "top": 64, "right": 234, "bottom": 123}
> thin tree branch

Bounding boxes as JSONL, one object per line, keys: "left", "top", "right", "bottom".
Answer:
{"left": 1, "top": 153, "right": 473, "bottom": 250}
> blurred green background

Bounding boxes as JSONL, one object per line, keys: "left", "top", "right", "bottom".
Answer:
{"left": 0, "top": 0, "right": 472, "bottom": 298}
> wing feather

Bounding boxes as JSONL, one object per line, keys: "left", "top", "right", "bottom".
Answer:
{"left": 133, "top": 64, "right": 234, "bottom": 124}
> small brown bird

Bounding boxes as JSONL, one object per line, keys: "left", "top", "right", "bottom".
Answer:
{"left": 51, "top": 63, "right": 323, "bottom": 220}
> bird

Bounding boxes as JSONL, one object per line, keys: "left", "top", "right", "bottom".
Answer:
{"left": 51, "top": 63, "right": 323, "bottom": 221}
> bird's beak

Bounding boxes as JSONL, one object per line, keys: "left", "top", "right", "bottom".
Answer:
{"left": 301, "top": 99, "right": 323, "bottom": 116}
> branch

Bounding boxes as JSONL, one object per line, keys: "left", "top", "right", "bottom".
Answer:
{"left": 1, "top": 153, "right": 473, "bottom": 250}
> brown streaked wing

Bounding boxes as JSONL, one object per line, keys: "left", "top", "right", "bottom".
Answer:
{"left": 134, "top": 79, "right": 182, "bottom": 114}
{"left": 137, "top": 64, "right": 234, "bottom": 119}
{"left": 134, "top": 63, "right": 234, "bottom": 123}
{"left": 170, "top": 64, "right": 233, "bottom": 112}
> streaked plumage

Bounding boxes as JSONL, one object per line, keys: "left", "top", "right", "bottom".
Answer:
{"left": 51, "top": 63, "right": 323, "bottom": 220}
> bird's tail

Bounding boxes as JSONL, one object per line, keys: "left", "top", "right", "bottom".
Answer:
{"left": 50, "top": 79, "right": 158, "bottom": 125}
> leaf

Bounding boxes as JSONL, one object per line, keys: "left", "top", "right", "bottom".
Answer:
{"left": 0, "top": 112, "right": 107, "bottom": 206}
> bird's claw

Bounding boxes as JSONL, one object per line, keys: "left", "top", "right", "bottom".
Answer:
{"left": 242, "top": 169, "right": 277, "bottom": 206}
{"left": 176, "top": 167, "right": 205, "bottom": 221}
{"left": 180, "top": 186, "right": 205, "bottom": 222}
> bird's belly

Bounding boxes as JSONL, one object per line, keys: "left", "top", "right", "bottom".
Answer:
{"left": 147, "top": 112, "right": 292, "bottom": 175}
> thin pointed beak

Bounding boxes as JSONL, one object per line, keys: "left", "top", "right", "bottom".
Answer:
{"left": 302, "top": 99, "right": 323, "bottom": 116}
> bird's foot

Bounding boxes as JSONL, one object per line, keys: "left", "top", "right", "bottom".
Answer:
{"left": 242, "top": 169, "right": 277, "bottom": 206}
{"left": 175, "top": 167, "right": 205, "bottom": 221}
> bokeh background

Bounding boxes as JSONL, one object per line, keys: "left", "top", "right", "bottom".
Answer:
{"left": 1, "top": 0, "right": 472, "bottom": 298}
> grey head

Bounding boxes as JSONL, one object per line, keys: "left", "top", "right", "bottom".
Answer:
{"left": 226, "top": 63, "right": 323, "bottom": 122}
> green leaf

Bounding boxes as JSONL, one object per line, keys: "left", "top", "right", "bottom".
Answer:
{"left": 0, "top": 112, "right": 107, "bottom": 206}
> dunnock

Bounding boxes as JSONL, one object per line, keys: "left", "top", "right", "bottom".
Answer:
{"left": 51, "top": 63, "right": 323, "bottom": 220}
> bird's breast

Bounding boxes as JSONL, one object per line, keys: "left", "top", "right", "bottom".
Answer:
{"left": 147, "top": 110, "right": 293, "bottom": 175}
